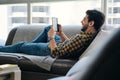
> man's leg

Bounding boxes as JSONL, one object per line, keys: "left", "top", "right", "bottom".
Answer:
{"left": 31, "top": 26, "right": 51, "bottom": 43}
{"left": 31, "top": 25, "right": 62, "bottom": 43}
{"left": 0, "top": 42, "right": 24, "bottom": 53}
{"left": 0, "top": 42, "right": 50, "bottom": 56}
{"left": 20, "top": 42, "right": 50, "bottom": 56}
{"left": 0, "top": 25, "right": 61, "bottom": 54}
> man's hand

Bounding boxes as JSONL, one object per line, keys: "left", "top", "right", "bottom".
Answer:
{"left": 56, "top": 24, "right": 69, "bottom": 41}
{"left": 48, "top": 26, "right": 56, "bottom": 37}
{"left": 56, "top": 24, "right": 63, "bottom": 36}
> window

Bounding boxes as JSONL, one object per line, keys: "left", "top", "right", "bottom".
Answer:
{"left": 32, "top": 6, "right": 49, "bottom": 12}
{"left": 31, "top": 4, "right": 50, "bottom": 25}
{"left": 8, "top": 4, "right": 27, "bottom": 27}
{"left": 108, "top": 7, "right": 112, "bottom": 14}
{"left": 32, "top": 17, "right": 49, "bottom": 24}
{"left": 106, "top": 0, "right": 120, "bottom": 27}
{"left": 108, "top": 18, "right": 112, "bottom": 24}
{"left": 108, "top": 0, "right": 112, "bottom": 2}
{"left": 113, "top": 7, "right": 120, "bottom": 13}
{"left": 113, "top": 0, "right": 120, "bottom": 2}
{"left": 12, "top": 17, "right": 27, "bottom": 23}
{"left": 31, "top": 1, "right": 101, "bottom": 25}
{"left": 11, "top": 6, "right": 27, "bottom": 12}
{"left": 0, "top": 4, "right": 27, "bottom": 42}
{"left": 0, "top": 0, "right": 101, "bottom": 43}
{"left": 113, "top": 18, "right": 120, "bottom": 24}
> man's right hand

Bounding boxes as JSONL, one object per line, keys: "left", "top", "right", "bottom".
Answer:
{"left": 56, "top": 24, "right": 69, "bottom": 41}
{"left": 56, "top": 24, "right": 63, "bottom": 36}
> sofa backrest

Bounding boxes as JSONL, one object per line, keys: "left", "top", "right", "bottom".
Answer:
{"left": 5, "top": 25, "right": 81, "bottom": 45}
{"left": 66, "top": 27, "right": 120, "bottom": 80}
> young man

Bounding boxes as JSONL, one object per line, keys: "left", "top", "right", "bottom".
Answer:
{"left": 0, "top": 10, "right": 105, "bottom": 59}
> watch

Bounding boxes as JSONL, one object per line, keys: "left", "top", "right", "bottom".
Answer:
{"left": 48, "top": 36, "right": 55, "bottom": 41}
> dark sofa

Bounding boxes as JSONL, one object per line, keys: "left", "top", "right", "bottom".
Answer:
{"left": 0, "top": 25, "right": 119, "bottom": 80}
{"left": 0, "top": 25, "right": 81, "bottom": 80}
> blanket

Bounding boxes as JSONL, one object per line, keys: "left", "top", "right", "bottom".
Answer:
{"left": 0, "top": 52, "right": 55, "bottom": 71}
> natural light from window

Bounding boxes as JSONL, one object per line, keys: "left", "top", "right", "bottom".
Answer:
{"left": 0, "top": 0, "right": 101, "bottom": 45}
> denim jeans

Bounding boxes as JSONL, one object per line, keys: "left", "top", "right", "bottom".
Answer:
{"left": 0, "top": 26, "right": 61, "bottom": 56}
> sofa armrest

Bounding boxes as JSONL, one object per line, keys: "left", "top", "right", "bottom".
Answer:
{"left": 5, "top": 27, "right": 17, "bottom": 45}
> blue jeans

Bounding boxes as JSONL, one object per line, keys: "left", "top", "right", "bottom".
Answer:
{"left": 0, "top": 26, "right": 61, "bottom": 56}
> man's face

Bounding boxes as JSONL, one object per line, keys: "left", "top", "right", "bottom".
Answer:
{"left": 81, "top": 15, "right": 89, "bottom": 31}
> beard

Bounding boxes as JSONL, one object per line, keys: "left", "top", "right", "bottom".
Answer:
{"left": 81, "top": 25, "right": 88, "bottom": 32}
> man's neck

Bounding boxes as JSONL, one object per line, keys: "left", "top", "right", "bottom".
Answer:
{"left": 85, "top": 27, "right": 96, "bottom": 34}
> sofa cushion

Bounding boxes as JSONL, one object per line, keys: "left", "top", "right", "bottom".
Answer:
{"left": 12, "top": 25, "right": 45, "bottom": 45}
{"left": 6, "top": 25, "right": 81, "bottom": 45}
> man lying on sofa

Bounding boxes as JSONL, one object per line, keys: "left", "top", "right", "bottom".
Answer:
{"left": 0, "top": 9, "right": 105, "bottom": 59}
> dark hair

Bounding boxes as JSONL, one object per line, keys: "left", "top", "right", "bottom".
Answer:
{"left": 86, "top": 10, "right": 105, "bottom": 31}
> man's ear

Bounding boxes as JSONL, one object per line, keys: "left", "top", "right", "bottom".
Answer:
{"left": 89, "top": 21, "right": 94, "bottom": 27}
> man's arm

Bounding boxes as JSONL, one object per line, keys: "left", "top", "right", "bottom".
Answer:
{"left": 49, "top": 38, "right": 57, "bottom": 51}
{"left": 48, "top": 24, "right": 69, "bottom": 51}
{"left": 57, "top": 24, "right": 69, "bottom": 42}
{"left": 48, "top": 26, "right": 57, "bottom": 51}
{"left": 48, "top": 25, "right": 69, "bottom": 53}
{"left": 59, "top": 32, "right": 69, "bottom": 41}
